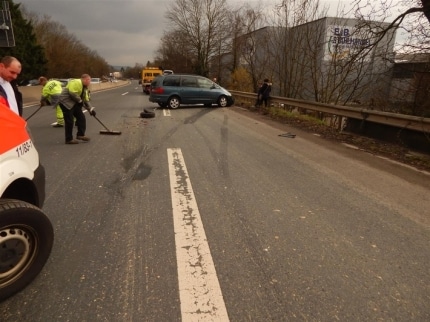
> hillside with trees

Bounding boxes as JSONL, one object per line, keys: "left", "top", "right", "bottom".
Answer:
{"left": 0, "top": 0, "right": 111, "bottom": 83}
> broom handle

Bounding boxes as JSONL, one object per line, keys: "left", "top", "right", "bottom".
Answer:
{"left": 92, "top": 114, "right": 111, "bottom": 132}
{"left": 25, "top": 104, "right": 43, "bottom": 121}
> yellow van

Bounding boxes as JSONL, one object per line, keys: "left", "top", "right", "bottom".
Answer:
{"left": 141, "top": 67, "right": 163, "bottom": 94}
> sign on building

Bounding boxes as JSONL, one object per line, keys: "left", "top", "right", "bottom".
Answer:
{"left": 325, "top": 25, "right": 371, "bottom": 61}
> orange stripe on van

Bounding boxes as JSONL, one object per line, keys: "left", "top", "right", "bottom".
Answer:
{"left": 0, "top": 103, "right": 30, "bottom": 154}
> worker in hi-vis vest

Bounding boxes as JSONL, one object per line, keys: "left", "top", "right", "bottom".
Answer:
{"left": 38, "top": 76, "right": 64, "bottom": 127}
{"left": 58, "top": 74, "right": 96, "bottom": 144}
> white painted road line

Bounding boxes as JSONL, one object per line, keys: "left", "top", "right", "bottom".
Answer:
{"left": 167, "top": 148, "right": 229, "bottom": 321}
{"left": 163, "top": 109, "right": 171, "bottom": 116}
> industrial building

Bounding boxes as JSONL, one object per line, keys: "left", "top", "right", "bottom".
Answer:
{"left": 224, "top": 17, "right": 397, "bottom": 106}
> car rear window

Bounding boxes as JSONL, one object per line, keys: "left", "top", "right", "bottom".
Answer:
{"left": 163, "top": 76, "right": 180, "bottom": 86}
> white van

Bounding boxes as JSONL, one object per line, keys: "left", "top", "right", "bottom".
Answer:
{"left": 0, "top": 105, "right": 54, "bottom": 301}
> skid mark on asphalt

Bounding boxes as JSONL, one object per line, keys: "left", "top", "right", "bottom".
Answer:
{"left": 167, "top": 148, "right": 229, "bottom": 321}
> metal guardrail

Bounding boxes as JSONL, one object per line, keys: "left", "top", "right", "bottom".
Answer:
{"left": 229, "top": 90, "right": 430, "bottom": 133}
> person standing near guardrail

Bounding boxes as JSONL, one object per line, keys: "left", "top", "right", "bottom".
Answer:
{"left": 38, "top": 76, "right": 64, "bottom": 127}
{"left": 0, "top": 56, "right": 23, "bottom": 117}
{"left": 256, "top": 78, "right": 272, "bottom": 110}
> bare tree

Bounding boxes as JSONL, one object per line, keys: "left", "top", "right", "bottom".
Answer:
{"left": 22, "top": 9, "right": 110, "bottom": 78}
{"left": 123, "top": 63, "right": 144, "bottom": 79}
{"left": 266, "top": 1, "right": 328, "bottom": 98}
{"left": 260, "top": 0, "right": 349, "bottom": 102}
{"left": 242, "top": 0, "right": 397, "bottom": 108}
{"left": 352, "top": 1, "right": 430, "bottom": 24}
{"left": 164, "top": 0, "right": 230, "bottom": 76}
{"left": 155, "top": 30, "right": 195, "bottom": 73}
{"left": 350, "top": 1, "right": 430, "bottom": 115}
{"left": 227, "top": 5, "right": 266, "bottom": 91}
{"left": 350, "top": 0, "right": 430, "bottom": 55}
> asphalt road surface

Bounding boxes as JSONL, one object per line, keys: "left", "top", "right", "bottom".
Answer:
{"left": 1, "top": 81, "right": 429, "bottom": 321}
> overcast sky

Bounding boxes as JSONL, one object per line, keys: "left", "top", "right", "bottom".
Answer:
{"left": 16, "top": 0, "right": 359, "bottom": 67}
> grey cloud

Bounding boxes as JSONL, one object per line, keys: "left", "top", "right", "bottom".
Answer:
{"left": 17, "top": 0, "right": 346, "bottom": 66}
{"left": 18, "top": 0, "right": 170, "bottom": 66}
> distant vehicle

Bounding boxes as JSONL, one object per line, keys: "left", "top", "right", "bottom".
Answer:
{"left": 18, "top": 79, "right": 38, "bottom": 86}
{"left": 141, "top": 67, "right": 163, "bottom": 94}
{"left": 90, "top": 78, "right": 101, "bottom": 84}
{"left": 27, "top": 79, "right": 40, "bottom": 86}
{"left": 56, "top": 78, "right": 71, "bottom": 87}
{"left": 149, "top": 74, "right": 234, "bottom": 109}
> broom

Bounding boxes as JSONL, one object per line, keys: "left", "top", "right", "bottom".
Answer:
{"left": 91, "top": 113, "right": 122, "bottom": 135}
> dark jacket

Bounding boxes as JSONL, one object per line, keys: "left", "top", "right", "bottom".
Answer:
{"left": 0, "top": 80, "right": 23, "bottom": 116}
{"left": 258, "top": 82, "right": 271, "bottom": 99}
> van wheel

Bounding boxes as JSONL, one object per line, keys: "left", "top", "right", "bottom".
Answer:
{"left": 218, "top": 96, "right": 228, "bottom": 107}
{"left": 168, "top": 96, "right": 180, "bottom": 109}
{"left": 0, "top": 199, "right": 54, "bottom": 302}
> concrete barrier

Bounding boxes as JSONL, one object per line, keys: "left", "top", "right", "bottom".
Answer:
{"left": 20, "top": 80, "right": 128, "bottom": 105}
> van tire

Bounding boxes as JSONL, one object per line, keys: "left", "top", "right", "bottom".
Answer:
{"left": 168, "top": 96, "right": 181, "bottom": 109}
{"left": 0, "top": 199, "right": 54, "bottom": 302}
{"left": 218, "top": 95, "right": 228, "bottom": 107}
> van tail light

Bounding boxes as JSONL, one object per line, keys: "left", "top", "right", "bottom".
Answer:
{"left": 152, "top": 87, "right": 164, "bottom": 94}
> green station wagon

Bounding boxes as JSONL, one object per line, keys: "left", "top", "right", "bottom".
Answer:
{"left": 149, "top": 74, "right": 234, "bottom": 109}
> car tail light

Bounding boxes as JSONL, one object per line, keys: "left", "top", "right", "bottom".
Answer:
{"left": 152, "top": 87, "right": 164, "bottom": 94}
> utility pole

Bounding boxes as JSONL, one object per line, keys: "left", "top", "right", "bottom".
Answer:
{"left": 0, "top": 1, "right": 14, "bottom": 47}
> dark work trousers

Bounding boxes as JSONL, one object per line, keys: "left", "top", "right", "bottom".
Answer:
{"left": 256, "top": 95, "right": 269, "bottom": 107}
{"left": 59, "top": 103, "right": 86, "bottom": 142}
{"left": 260, "top": 96, "right": 269, "bottom": 107}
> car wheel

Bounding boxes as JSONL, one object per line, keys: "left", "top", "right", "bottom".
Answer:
{"left": 217, "top": 96, "right": 228, "bottom": 107}
{"left": 140, "top": 109, "right": 155, "bottom": 118}
{"left": 0, "top": 199, "right": 54, "bottom": 302}
{"left": 168, "top": 96, "right": 180, "bottom": 109}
